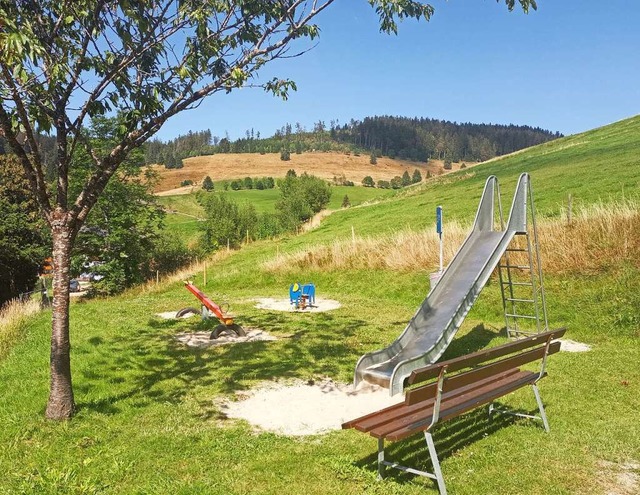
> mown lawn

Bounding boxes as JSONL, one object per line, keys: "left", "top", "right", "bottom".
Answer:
{"left": 1, "top": 116, "right": 639, "bottom": 494}
{"left": 1, "top": 254, "right": 639, "bottom": 494}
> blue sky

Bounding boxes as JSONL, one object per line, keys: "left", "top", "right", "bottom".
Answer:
{"left": 155, "top": 1, "right": 640, "bottom": 141}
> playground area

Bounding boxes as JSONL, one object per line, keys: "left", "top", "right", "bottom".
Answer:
{"left": 254, "top": 297, "right": 341, "bottom": 313}
{"left": 2, "top": 167, "right": 639, "bottom": 495}
{"left": 220, "top": 379, "right": 402, "bottom": 436}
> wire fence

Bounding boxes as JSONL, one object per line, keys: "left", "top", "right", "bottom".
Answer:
{"left": 17, "top": 280, "right": 51, "bottom": 308}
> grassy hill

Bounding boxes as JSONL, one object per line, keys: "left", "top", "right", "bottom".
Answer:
{"left": 1, "top": 116, "right": 639, "bottom": 494}
{"left": 150, "top": 151, "right": 462, "bottom": 193}
{"left": 158, "top": 185, "right": 398, "bottom": 244}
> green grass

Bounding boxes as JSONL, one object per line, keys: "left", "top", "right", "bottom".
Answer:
{"left": 158, "top": 185, "right": 397, "bottom": 244}
{"left": 1, "top": 116, "right": 639, "bottom": 494}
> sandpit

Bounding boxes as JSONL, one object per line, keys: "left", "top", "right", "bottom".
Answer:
{"left": 175, "top": 329, "right": 277, "bottom": 348}
{"left": 255, "top": 297, "right": 341, "bottom": 313}
{"left": 559, "top": 339, "right": 592, "bottom": 353}
{"left": 156, "top": 310, "right": 197, "bottom": 320}
{"left": 220, "top": 378, "right": 402, "bottom": 436}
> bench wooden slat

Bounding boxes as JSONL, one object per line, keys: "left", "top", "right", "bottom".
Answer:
{"left": 408, "top": 328, "right": 566, "bottom": 386}
{"left": 368, "top": 370, "right": 531, "bottom": 439}
{"left": 384, "top": 371, "right": 539, "bottom": 441}
{"left": 405, "top": 341, "right": 560, "bottom": 406}
{"left": 343, "top": 369, "right": 521, "bottom": 433}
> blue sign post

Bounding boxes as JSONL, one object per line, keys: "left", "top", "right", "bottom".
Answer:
{"left": 436, "top": 206, "right": 443, "bottom": 272}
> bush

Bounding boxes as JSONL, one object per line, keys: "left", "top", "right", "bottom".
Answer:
{"left": 280, "top": 148, "right": 291, "bottom": 161}
{"left": 88, "top": 260, "right": 127, "bottom": 296}
{"left": 460, "top": 163, "right": 467, "bottom": 169}
{"left": 230, "top": 180, "right": 242, "bottom": 190}
{"left": 444, "top": 159, "right": 452, "bottom": 170}
{"left": 401, "top": 171, "right": 411, "bottom": 187}
{"left": 390, "top": 176, "right": 403, "bottom": 189}
{"left": 362, "top": 176, "right": 375, "bottom": 187}
{"left": 202, "top": 176, "right": 214, "bottom": 191}
{"left": 412, "top": 169, "right": 422, "bottom": 183}
{"left": 255, "top": 213, "right": 283, "bottom": 239}
{"left": 243, "top": 176, "right": 254, "bottom": 189}
{"left": 342, "top": 195, "right": 351, "bottom": 208}
{"left": 276, "top": 173, "right": 331, "bottom": 230}
{"left": 377, "top": 180, "right": 390, "bottom": 189}
{"left": 199, "top": 194, "right": 257, "bottom": 250}
{"left": 180, "top": 179, "right": 193, "bottom": 187}
{"left": 370, "top": 152, "right": 377, "bottom": 165}
{"left": 147, "top": 233, "right": 194, "bottom": 275}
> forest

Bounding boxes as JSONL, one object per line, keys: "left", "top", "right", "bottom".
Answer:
{"left": 142, "top": 115, "right": 562, "bottom": 168}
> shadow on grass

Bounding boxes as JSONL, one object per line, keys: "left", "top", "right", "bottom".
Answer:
{"left": 352, "top": 405, "right": 544, "bottom": 488}
{"left": 75, "top": 309, "right": 367, "bottom": 416}
{"left": 439, "top": 323, "right": 500, "bottom": 361}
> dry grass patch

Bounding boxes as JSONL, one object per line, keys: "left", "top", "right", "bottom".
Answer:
{"left": 0, "top": 298, "right": 40, "bottom": 360}
{"left": 150, "top": 152, "right": 469, "bottom": 192}
{"left": 264, "top": 201, "right": 640, "bottom": 275}
{"left": 597, "top": 460, "right": 640, "bottom": 495}
{"left": 137, "top": 250, "right": 233, "bottom": 294}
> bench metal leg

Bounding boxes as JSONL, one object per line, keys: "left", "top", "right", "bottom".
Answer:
{"left": 425, "top": 432, "right": 447, "bottom": 495}
{"left": 485, "top": 385, "right": 550, "bottom": 432}
{"left": 375, "top": 434, "right": 447, "bottom": 494}
{"left": 377, "top": 438, "right": 385, "bottom": 480}
{"left": 532, "top": 384, "right": 550, "bottom": 433}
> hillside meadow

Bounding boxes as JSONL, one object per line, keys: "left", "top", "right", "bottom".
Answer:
{"left": 0, "top": 116, "right": 639, "bottom": 494}
{"left": 150, "top": 151, "right": 465, "bottom": 193}
{"left": 158, "top": 184, "right": 398, "bottom": 245}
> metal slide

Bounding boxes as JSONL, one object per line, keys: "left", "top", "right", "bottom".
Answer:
{"left": 354, "top": 174, "right": 533, "bottom": 395}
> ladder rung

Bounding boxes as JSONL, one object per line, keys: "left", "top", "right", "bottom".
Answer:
{"left": 499, "top": 265, "right": 531, "bottom": 270}
{"left": 505, "top": 298, "right": 535, "bottom": 303}
{"left": 506, "top": 248, "right": 528, "bottom": 252}
{"left": 501, "top": 282, "right": 533, "bottom": 286}
{"left": 505, "top": 314, "right": 538, "bottom": 319}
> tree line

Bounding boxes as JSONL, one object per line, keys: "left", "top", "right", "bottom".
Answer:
{"left": 142, "top": 115, "right": 561, "bottom": 168}
{"left": 332, "top": 116, "right": 561, "bottom": 162}
{"left": 198, "top": 170, "right": 331, "bottom": 250}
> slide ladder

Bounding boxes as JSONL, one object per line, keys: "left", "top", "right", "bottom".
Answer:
{"left": 354, "top": 173, "right": 548, "bottom": 395}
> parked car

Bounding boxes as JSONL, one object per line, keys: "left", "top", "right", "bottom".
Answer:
{"left": 69, "top": 279, "right": 81, "bottom": 292}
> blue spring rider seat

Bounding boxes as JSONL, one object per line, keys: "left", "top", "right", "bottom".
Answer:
{"left": 289, "top": 282, "right": 316, "bottom": 309}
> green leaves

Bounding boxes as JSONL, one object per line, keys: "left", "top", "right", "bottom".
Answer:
{"left": 370, "top": 0, "right": 435, "bottom": 35}
{"left": 264, "top": 78, "right": 297, "bottom": 101}
{"left": 503, "top": 0, "right": 538, "bottom": 13}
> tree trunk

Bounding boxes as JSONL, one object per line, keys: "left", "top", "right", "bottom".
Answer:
{"left": 46, "top": 223, "right": 75, "bottom": 419}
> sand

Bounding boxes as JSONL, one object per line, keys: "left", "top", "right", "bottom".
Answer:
{"left": 220, "top": 378, "right": 402, "bottom": 436}
{"left": 559, "top": 339, "right": 592, "bottom": 352}
{"left": 175, "top": 329, "right": 277, "bottom": 348}
{"left": 156, "top": 310, "right": 198, "bottom": 320}
{"left": 254, "top": 297, "right": 341, "bottom": 313}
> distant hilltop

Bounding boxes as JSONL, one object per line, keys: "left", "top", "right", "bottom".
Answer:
{"left": 143, "top": 114, "right": 562, "bottom": 170}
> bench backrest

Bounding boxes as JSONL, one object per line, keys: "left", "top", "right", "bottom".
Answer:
{"left": 405, "top": 328, "right": 566, "bottom": 406}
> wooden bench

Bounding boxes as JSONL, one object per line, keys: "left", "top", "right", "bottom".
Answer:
{"left": 342, "top": 328, "right": 566, "bottom": 495}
